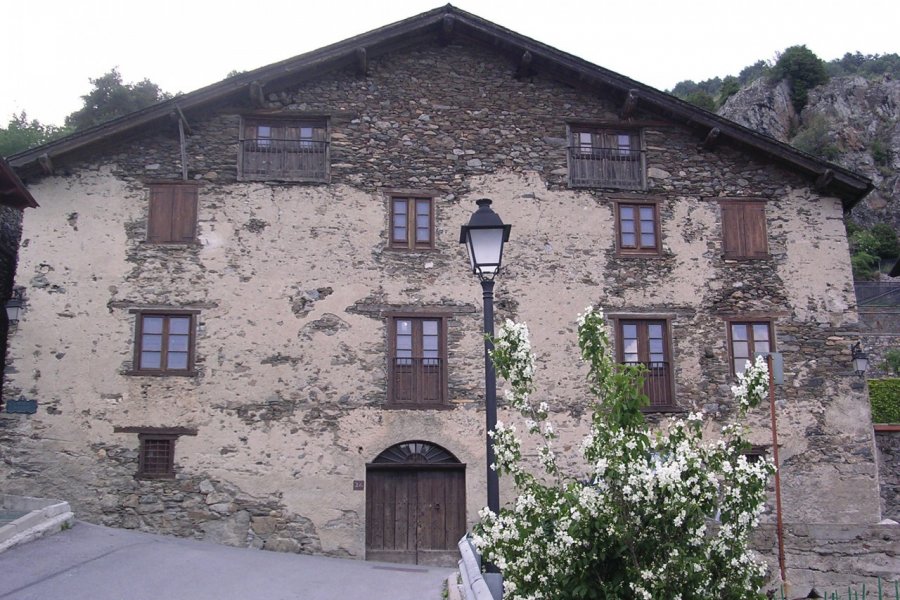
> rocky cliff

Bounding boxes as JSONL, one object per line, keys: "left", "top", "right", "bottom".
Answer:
{"left": 719, "top": 74, "right": 900, "bottom": 228}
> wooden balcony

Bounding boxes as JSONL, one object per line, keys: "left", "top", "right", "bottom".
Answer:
{"left": 240, "top": 138, "right": 328, "bottom": 182}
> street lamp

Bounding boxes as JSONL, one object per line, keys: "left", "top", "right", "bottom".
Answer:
{"left": 460, "top": 198, "right": 511, "bottom": 518}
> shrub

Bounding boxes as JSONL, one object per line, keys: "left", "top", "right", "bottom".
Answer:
{"left": 771, "top": 45, "right": 830, "bottom": 112}
{"left": 473, "top": 308, "right": 774, "bottom": 599}
{"left": 684, "top": 90, "right": 716, "bottom": 111}
{"left": 869, "top": 379, "right": 900, "bottom": 423}
{"left": 851, "top": 251, "right": 879, "bottom": 280}
{"left": 870, "top": 223, "right": 900, "bottom": 259}
{"left": 880, "top": 349, "right": 900, "bottom": 376}
{"left": 791, "top": 114, "right": 839, "bottom": 160}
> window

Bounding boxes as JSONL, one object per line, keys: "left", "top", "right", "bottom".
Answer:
{"left": 568, "top": 127, "right": 643, "bottom": 189}
{"left": 720, "top": 200, "right": 768, "bottom": 259}
{"left": 729, "top": 321, "right": 773, "bottom": 375}
{"left": 239, "top": 117, "right": 328, "bottom": 182}
{"left": 147, "top": 183, "right": 198, "bottom": 243}
{"left": 138, "top": 434, "right": 177, "bottom": 478}
{"left": 388, "top": 316, "right": 447, "bottom": 406}
{"left": 615, "top": 201, "right": 660, "bottom": 255}
{"left": 616, "top": 319, "right": 674, "bottom": 409}
{"left": 390, "top": 197, "right": 434, "bottom": 249}
{"left": 133, "top": 312, "right": 196, "bottom": 375}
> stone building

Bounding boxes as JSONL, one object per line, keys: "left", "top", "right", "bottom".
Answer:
{"left": 0, "top": 158, "right": 38, "bottom": 408}
{"left": 3, "top": 5, "right": 896, "bottom": 586}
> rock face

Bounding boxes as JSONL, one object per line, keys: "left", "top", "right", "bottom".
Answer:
{"left": 721, "top": 74, "right": 900, "bottom": 229}
{"left": 719, "top": 78, "right": 798, "bottom": 142}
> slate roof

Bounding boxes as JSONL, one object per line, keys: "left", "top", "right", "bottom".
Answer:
{"left": 0, "top": 158, "right": 38, "bottom": 209}
{"left": 7, "top": 4, "right": 873, "bottom": 208}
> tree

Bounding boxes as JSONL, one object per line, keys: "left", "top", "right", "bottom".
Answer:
{"left": 717, "top": 75, "right": 742, "bottom": 107}
{"left": 473, "top": 308, "right": 774, "bottom": 599}
{"left": 0, "top": 112, "right": 68, "bottom": 157}
{"left": 770, "top": 45, "right": 829, "bottom": 112}
{"left": 65, "top": 68, "right": 171, "bottom": 131}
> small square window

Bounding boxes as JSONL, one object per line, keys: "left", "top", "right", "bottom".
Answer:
{"left": 729, "top": 321, "right": 774, "bottom": 375}
{"left": 390, "top": 197, "right": 434, "bottom": 250}
{"left": 138, "top": 434, "right": 176, "bottom": 478}
{"left": 133, "top": 312, "right": 196, "bottom": 375}
{"left": 147, "top": 184, "right": 198, "bottom": 244}
{"left": 615, "top": 201, "right": 660, "bottom": 255}
{"left": 720, "top": 200, "right": 768, "bottom": 259}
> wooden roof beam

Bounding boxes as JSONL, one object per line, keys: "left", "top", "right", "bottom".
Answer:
{"left": 249, "top": 81, "right": 266, "bottom": 108}
{"left": 620, "top": 89, "right": 639, "bottom": 119}
{"left": 355, "top": 47, "right": 368, "bottom": 77}
{"left": 439, "top": 14, "right": 455, "bottom": 45}
{"left": 38, "top": 154, "right": 53, "bottom": 175}
{"left": 703, "top": 127, "right": 721, "bottom": 150}
{"left": 516, "top": 50, "right": 533, "bottom": 79}
{"left": 815, "top": 169, "right": 834, "bottom": 192}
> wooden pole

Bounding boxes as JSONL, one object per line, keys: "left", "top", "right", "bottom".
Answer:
{"left": 768, "top": 354, "right": 787, "bottom": 584}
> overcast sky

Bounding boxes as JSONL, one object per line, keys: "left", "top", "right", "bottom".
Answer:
{"left": 4, "top": 0, "right": 898, "bottom": 126}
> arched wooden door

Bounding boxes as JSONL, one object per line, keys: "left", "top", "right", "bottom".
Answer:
{"left": 366, "top": 441, "right": 466, "bottom": 566}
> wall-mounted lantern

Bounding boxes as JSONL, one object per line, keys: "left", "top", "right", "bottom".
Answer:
{"left": 5, "top": 288, "right": 24, "bottom": 329}
{"left": 851, "top": 342, "right": 869, "bottom": 378}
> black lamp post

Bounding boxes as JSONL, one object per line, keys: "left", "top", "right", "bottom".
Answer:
{"left": 459, "top": 198, "right": 511, "bottom": 518}
{"left": 851, "top": 341, "right": 869, "bottom": 377}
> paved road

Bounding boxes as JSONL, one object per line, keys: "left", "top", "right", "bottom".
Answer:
{"left": 0, "top": 522, "right": 455, "bottom": 600}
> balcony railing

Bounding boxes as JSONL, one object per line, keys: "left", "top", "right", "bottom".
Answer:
{"left": 568, "top": 147, "right": 643, "bottom": 189}
{"left": 240, "top": 138, "right": 328, "bottom": 181}
{"left": 622, "top": 361, "right": 673, "bottom": 408}
{"left": 391, "top": 357, "right": 445, "bottom": 405}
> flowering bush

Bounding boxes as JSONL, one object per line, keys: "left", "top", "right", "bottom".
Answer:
{"left": 472, "top": 307, "right": 775, "bottom": 600}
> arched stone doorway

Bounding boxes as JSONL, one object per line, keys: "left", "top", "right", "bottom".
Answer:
{"left": 365, "top": 441, "right": 466, "bottom": 566}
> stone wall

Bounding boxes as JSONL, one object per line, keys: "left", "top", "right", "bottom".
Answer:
{"left": 0, "top": 203, "right": 24, "bottom": 407}
{"left": 0, "top": 38, "right": 884, "bottom": 568}
{"left": 875, "top": 430, "right": 900, "bottom": 521}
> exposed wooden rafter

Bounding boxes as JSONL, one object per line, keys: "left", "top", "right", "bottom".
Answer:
{"left": 439, "top": 14, "right": 455, "bottom": 44}
{"left": 815, "top": 169, "right": 834, "bottom": 192}
{"left": 516, "top": 50, "right": 533, "bottom": 79}
{"left": 703, "top": 127, "right": 721, "bottom": 150}
{"left": 170, "top": 105, "right": 193, "bottom": 136}
{"left": 249, "top": 81, "right": 266, "bottom": 108}
{"left": 355, "top": 47, "right": 368, "bottom": 76}
{"left": 38, "top": 154, "right": 53, "bottom": 175}
{"left": 620, "top": 89, "right": 639, "bottom": 119}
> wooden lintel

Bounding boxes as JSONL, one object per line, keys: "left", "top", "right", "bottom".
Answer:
{"left": 815, "top": 169, "right": 834, "bottom": 192}
{"left": 249, "top": 81, "right": 266, "bottom": 108}
{"left": 37, "top": 153, "right": 53, "bottom": 175}
{"left": 355, "top": 47, "right": 368, "bottom": 77}
{"left": 703, "top": 127, "right": 721, "bottom": 150}
{"left": 439, "top": 15, "right": 455, "bottom": 44}
{"left": 516, "top": 50, "right": 533, "bottom": 79}
{"left": 620, "top": 89, "right": 639, "bottom": 119}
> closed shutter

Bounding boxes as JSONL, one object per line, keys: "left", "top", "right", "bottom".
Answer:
{"left": 148, "top": 184, "right": 197, "bottom": 243}
{"left": 722, "top": 201, "right": 767, "bottom": 259}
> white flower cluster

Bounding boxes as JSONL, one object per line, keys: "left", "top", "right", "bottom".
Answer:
{"left": 731, "top": 354, "right": 770, "bottom": 411}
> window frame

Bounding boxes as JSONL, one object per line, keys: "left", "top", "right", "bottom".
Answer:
{"left": 388, "top": 195, "right": 436, "bottom": 250}
{"left": 130, "top": 310, "right": 198, "bottom": 377}
{"left": 238, "top": 115, "right": 330, "bottom": 183}
{"left": 612, "top": 197, "right": 662, "bottom": 256}
{"left": 726, "top": 319, "right": 775, "bottom": 376}
{"left": 719, "top": 199, "right": 769, "bottom": 260}
{"left": 566, "top": 124, "right": 645, "bottom": 190}
{"left": 609, "top": 315, "right": 677, "bottom": 411}
{"left": 137, "top": 433, "right": 178, "bottom": 479}
{"left": 386, "top": 313, "right": 449, "bottom": 408}
{"left": 146, "top": 182, "right": 199, "bottom": 244}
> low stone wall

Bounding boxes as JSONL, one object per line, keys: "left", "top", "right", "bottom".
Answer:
{"left": 753, "top": 523, "right": 900, "bottom": 591}
{"left": 875, "top": 429, "right": 900, "bottom": 521}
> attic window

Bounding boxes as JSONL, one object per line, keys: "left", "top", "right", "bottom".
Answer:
{"left": 568, "top": 126, "right": 644, "bottom": 190}
{"left": 239, "top": 117, "right": 329, "bottom": 182}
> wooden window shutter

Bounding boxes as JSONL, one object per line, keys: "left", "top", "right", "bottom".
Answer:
{"left": 722, "top": 201, "right": 767, "bottom": 259}
{"left": 148, "top": 184, "right": 197, "bottom": 243}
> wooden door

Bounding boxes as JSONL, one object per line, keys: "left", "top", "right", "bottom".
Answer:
{"left": 366, "top": 465, "right": 466, "bottom": 566}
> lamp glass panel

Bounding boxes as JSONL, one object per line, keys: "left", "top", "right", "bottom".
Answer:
{"left": 468, "top": 228, "right": 504, "bottom": 275}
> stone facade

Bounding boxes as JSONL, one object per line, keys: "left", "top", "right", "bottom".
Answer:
{"left": 1, "top": 21, "right": 894, "bottom": 587}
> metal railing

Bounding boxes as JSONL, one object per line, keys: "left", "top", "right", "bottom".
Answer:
{"left": 622, "top": 360, "right": 673, "bottom": 408}
{"left": 855, "top": 281, "right": 900, "bottom": 307}
{"left": 391, "top": 357, "right": 444, "bottom": 404}
{"left": 240, "top": 138, "right": 328, "bottom": 181}
{"left": 776, "top": 579, "right": 900, "bottom": 599}
{"left": 568, "top": 147, "right": 643, "bottom": 189}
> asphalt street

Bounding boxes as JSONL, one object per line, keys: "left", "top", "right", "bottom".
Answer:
{"left": 0, "top": 522, "right": 454, "bottom": 600}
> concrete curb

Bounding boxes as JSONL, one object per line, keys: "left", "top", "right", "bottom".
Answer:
{"left": 0, "top": 494, "right": 75, "bottom": 554}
